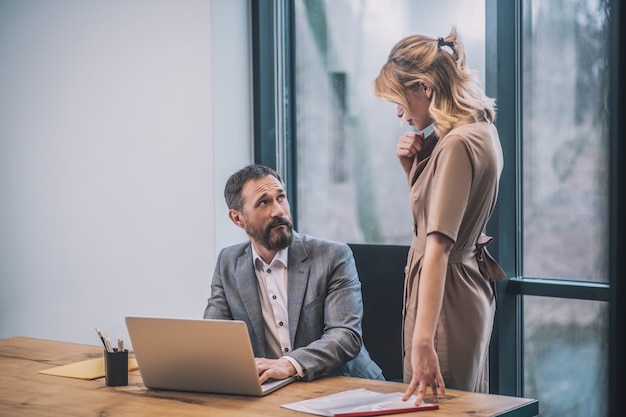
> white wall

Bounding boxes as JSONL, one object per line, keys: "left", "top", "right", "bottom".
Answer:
{"left": 0, "top": 0, "right": 251, "bottom": 348}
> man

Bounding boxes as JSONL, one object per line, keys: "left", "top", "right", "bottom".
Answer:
{"left": 204, "top": 164, "right": 384, "bottom": 383}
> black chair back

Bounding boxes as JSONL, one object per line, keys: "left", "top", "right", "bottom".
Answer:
{"left": 349, "top": 243, "right": 408, "bottom": 382}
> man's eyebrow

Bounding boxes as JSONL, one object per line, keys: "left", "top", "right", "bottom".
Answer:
{"left": 253, "top": 187, "right": 286, "bottom": 205}
{"left": 253, "top": 192, "right": 269, "bottom": 206}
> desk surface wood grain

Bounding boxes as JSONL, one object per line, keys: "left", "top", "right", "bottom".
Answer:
{"left": 0, "top": 337, "right": 537, "bottom": 417}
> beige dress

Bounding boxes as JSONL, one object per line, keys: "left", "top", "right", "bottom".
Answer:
{"left": 402, "top": 120, "right": 506, "bottom": 392}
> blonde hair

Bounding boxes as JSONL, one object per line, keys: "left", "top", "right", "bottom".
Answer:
{"left": 374, "top": 28, "right": 496, "bottom": 138}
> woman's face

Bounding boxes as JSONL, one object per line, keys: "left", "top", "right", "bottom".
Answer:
{"left": 396, "top": 84, "right": 432, "bottom": 131}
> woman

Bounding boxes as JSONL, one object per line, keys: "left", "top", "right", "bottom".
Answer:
{"left": 374, "top": 28, "right": 506, "bottom": 405}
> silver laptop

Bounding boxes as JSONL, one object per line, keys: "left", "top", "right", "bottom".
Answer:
{"left": 125, "top": 316, "right": 296, "bottom": 396}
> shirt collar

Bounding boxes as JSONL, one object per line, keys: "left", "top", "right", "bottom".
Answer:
{"left": 251, "top": 245, "right": 289, "bottom": 269}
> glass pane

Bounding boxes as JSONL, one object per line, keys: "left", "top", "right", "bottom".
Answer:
{"left": 294, "top": 0, "right": 486, "bottom": 244}
{"left": 521, "top": 0, "right": 609, "bottom": 281}
{"left": 524, "top": 296, "right": 609, "bottom": 416}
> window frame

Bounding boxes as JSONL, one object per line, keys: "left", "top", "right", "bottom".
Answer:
{"left": 607, "top": 2, "right": 626, "bottom": 416}
{"left": 251, "top": 0, "right": 298, "bottom": 229}
{"left": 251, "top": 0, "right": 625, "bottom": 413}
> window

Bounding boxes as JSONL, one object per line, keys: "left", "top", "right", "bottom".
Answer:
{"left": 292, "top": 0, "right": 487, "bottom": 244}
{"left": 521, "top": 0, "right": 609, "bottom": 284}
{"left": 252, "top": 1, "right": 623, "bottom": 415}
{"left": 523, "top": 297, "right": 608, "bottom": 416}
{"left": 519, "top": 1, "right": 610, "bottom": 414}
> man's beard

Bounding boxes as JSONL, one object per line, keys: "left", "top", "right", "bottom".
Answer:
{"left": 247, "top": 216, "right": 294, "bottom": 251}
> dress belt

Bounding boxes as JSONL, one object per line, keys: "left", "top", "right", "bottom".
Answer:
{"left": 410, "top": 230, "right": 506, "bottom": 282}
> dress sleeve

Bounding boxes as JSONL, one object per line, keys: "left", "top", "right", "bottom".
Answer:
{"left": 426, "top": 135, "right": 473, "bottom": 243}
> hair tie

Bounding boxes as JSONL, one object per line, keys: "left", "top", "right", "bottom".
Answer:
{"left": 438, "top": 37, "right": 454, "bottom": 53}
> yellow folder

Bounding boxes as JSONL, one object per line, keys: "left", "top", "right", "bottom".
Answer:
{"left": 38, "top": 357, "right": 139, "bottom": 380}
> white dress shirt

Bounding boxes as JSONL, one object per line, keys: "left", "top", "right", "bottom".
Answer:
{"left": 251, "top": 246, "right": 305, "bottom": 378}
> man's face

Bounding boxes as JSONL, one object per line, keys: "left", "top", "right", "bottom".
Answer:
{"left": 235, "top": 175, "right": 293, "bottom": 251}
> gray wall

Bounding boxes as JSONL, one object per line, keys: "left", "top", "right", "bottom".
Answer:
{"left": 0, "top": 0, "right": 251, "bottom": 348}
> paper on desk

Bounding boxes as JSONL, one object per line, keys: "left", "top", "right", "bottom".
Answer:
{"left": 281, "top": 388, "right": 439, "bottom": 416}
{"left": 38, "top": 357, "right": 139, "bottom": 380}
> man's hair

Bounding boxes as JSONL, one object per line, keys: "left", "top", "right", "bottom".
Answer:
{"left": 224, "top": 164, "right": 284, "bottom": 211}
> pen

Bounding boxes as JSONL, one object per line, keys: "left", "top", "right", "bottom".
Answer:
{"left": 118, "top": 338, "right": 124, "bottom": 352}
{"left": 103, "top": 333, "right": 113, "bottom": 352}
{"left": 95, "top": 327, "right": 113, "bottom": 352}
{"left": 95, "top": 327, "right": 107, "bottom": 350}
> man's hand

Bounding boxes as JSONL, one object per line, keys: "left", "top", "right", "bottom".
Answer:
{"left": 255, "top": 357, "right": 296, "bottom": 384}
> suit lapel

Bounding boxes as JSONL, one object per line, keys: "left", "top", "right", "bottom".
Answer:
{"left": 235, "top": 244, "right": 267, "bottom": 356}
{"left": 287, "top": 234, "right": 310, "bottom": 347}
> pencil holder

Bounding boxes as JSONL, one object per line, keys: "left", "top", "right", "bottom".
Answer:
{"left": 104, "top": 349, "right": 128, "bottom": 386}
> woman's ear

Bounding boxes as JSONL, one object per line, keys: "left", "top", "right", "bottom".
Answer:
{"left": 422, "top": 83, "right": 433, "bottom": 100}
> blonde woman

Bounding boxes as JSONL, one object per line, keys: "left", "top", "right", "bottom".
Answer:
{"left": 374, "top": 28, "right": 506, "bottom": 404}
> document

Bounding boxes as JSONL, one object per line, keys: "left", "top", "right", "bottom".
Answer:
{"left": 38, "top": 357, "right": 138, "bottom": 380}
{"left": 281, "top": 388, "right": 439, "bottom": 416}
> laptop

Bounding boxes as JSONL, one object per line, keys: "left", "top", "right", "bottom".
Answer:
{"left": 125, "top": 316, "right": 296, "bottom": 396}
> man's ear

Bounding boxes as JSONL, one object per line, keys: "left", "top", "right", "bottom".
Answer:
{"left": 228, "top": 209, "right": 244, "bottom": 229}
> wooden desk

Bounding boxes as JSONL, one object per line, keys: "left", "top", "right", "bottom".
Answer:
{"left": 0, "top": 337, "right": 537, "bottom": 417}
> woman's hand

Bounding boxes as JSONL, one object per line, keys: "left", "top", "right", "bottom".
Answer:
{"left": 396, "top": 131, "right": 424, "bottom": 175}
{"left": 403, "top": 342, "right": 446, "bottom": 405}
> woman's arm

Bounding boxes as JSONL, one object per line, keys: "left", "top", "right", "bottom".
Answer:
{"left": 404, "top": 231, "right": 453, "bottom": 405}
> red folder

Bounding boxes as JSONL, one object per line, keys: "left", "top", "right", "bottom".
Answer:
{"left": 333, "top": 402, "right": 439, "bottom": 416}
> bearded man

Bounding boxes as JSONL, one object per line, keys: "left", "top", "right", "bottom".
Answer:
{"left": 204, "top": 164, "right": 384, "bottom": 383}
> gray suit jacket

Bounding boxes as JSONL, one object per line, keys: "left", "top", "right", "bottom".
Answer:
{"left": 203, "top": 232, "right": 384, "bottom": 381}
